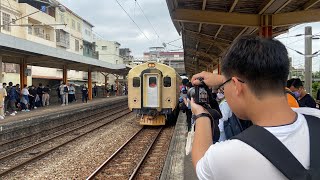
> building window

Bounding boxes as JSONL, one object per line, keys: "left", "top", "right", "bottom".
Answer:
{"left": 102, "top": 46, "right": 107, "bottom": 50}
{"left": 163, "top": 77, "right": 171, "bottom": 87}
{"left": 72, "top": 19, "right": 75, "bottom": 29}
{"left": 2, "top": 13, "right": 11, "bottom": 31}
{"left": 77, "top": 22, "right": 81, "bottom": 32}
{"left": 34, "top": 27, "right": 44, "bottom": 38}
{"left": 75, "top": 39, "right": 79, "bottom": 51}
{"left": 56, "top": 29, "right": 70, "bottom": 48}
{"left": 133, "top": 77, "right": 140, "bottom": 87}
{"left": 28, "top": 26, "right": 32, "bottom": 34}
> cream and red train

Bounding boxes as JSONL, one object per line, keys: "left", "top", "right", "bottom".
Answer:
{"left": 128, "top": 62, "right": 182, "bottom": 126}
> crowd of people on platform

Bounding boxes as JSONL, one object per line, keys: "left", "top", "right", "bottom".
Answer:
{"left": 0, "top": 81, "right": 129, "bottom": 120}
{"left": 0, "top": 82, "right": 52, "bottom": 119}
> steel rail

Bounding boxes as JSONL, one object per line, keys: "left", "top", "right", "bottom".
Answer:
{"left": 0, "top": 109, "right": 131, "bottom": 177}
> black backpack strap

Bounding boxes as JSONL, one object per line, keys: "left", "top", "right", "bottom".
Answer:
{"left": 232, "top": 114, "right": 320, "bottom": 180}
{"left": 304, "top": 115, "right": 320, "bottom": 170}
{"left": 232, "top": 125, "right": 308, "bottom": 180}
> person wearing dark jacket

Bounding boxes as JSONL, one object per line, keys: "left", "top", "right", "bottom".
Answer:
{"left": 288, "top": 78, "right": 316, "bottom": 108}
{"left": 37, "top": 83, "right": 44, "bottom": 107}
{"left": 29, "top": 85, "right": 37, "bottom": 109}
{"left": 81, "top": 84, "right": 88, "bottom": 103}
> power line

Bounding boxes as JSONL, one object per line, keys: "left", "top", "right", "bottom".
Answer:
{"left": 165, "top": 38, "right": 182, "bottom": 44}
{"left": 114, "top": 0, "right": 149, "bottom": 41}
{"left": 277, "top": 34, "right": 304, "bottom": 40}
{"left": 166, "top": 43, "right": 182, "bottom": 48}
{"left": 135, "top": 0, "right": 161, "bottom": 42}
{"left": 286, "top": 37, "right": 305, "bottom": 46}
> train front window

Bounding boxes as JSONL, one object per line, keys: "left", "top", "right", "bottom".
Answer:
{"left": 149, "top": 77, "right": 157, "bottom": 88}
{"left": 133, "top": 77, "right": 140, "bottom": 87}
{"left": 163, "top": 77, "right": 171, "bottom": 87}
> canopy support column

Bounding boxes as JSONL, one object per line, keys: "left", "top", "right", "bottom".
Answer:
{"left": 88, "top": 68, "right": 92, "bottom": 100}
{"left": 63, "top": 65, "right": 68, "bottom": 84}
{"left": 20, "top": 58, "right": 27, "bottom": 87}
{"left": 259, "top": 15, "right": 273, "bottom": 38}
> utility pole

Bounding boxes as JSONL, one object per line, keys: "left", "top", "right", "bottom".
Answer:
{"left": 305, "top": 26, "right": 312, "bottom": 94}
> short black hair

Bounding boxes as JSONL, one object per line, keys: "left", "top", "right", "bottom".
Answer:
{"left": 186, "top": 82, "right": 192, "bottom": 88}
{"left": 182, "top": 79, "right": 189, "bottom": 85}
{"left": 286, "top": 79, "right": 295, "bottom": 88}
{"left": 221, "top": 35, "right": 289, "bottom": 97}
{"left": 39, "top": 83, "right": 42, "bottom": 86}
{"left": 9, "top": 82, "right": 13, "bottom": 86}
{"left": 290, "top": 78, "right": 303, "bottom": 88}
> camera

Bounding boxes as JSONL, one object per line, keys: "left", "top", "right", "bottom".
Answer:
{"left": 187, "top": 78, "right": 209, "bottom": 105}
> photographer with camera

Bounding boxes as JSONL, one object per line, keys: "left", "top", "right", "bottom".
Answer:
{"left": 190, "top": 36, "right": 320, "bottom": 180}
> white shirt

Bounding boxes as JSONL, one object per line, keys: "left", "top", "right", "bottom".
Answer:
{"left": 21, "top": 88, "right": 29, "bottom": 95}
{"left": 196, "top": 112, "right": 311, "bottom": 180}
{"left": 218, "top": 100, "right": 232, "bottom": 142}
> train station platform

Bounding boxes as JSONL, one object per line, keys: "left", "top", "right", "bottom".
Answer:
{"left": 161, "top": 112, "right": 197, "bottom": 180}
{"left": 0, "top": 96, "right": 127, "bottom": 141}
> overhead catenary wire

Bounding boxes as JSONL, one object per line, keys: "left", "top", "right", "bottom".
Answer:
{"left": 135, "top": 0, "right": 161, "bottom": 43}
{"left": 276, "top": 34, "right": 304, "bottom": 39}
{"left": 114, "top": 0, "right": 149, "bottom": 41}
{"left": 165, "top": 38, "right": 182, "bottom": 44}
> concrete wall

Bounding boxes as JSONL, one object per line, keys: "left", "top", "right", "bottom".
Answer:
{"left": 2, "top": 73, "right": 32, "bottom": 86}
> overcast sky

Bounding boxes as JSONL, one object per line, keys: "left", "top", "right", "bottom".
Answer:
{"left": 58, "top": 0, "right": 182, "bottom": 58}
{"left": 277, "top": 23, "right": 320, "bottom": 72}
{"left": 58, "top": 0, "right": 319, "bottom": 72}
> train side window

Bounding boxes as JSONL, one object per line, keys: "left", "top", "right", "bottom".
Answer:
{"left": 149, "top": 77, "right": 157, "bottom": 88}
{"left": 133, "top": 77, "right": 140, "bottom": 87}
{"left": 163, "top": 77, "right": 171, "bottom": 87}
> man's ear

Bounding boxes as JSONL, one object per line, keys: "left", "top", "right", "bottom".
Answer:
{"left": 232, "top": 77, "right": 244, "bottom": 96}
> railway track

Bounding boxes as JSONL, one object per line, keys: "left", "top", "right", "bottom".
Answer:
{"left": 0, "top": 105, "right": 131, "bottom": 177}
{"left": 0, "top": 99, "right": 127, "bottom": 153}
{"left": 87, "top": 126, "right": 174, "bottom": 180}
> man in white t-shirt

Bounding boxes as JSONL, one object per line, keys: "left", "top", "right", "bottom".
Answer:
{"left": 190, "top": 35, "right": 320, "bottom": 180}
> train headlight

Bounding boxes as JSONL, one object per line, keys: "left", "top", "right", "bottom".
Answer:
{"left": 148, "top": 63, "right": 155, "bottom": 68}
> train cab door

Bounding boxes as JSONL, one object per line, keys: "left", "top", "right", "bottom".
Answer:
{"left": 143, "top": 74, "right": 161, "bottom": 108}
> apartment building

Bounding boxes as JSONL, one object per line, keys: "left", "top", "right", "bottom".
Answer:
{"left": 1, "top": 0, "right": 128, "bottom": 87}
{"left": 94, "top": 40, "right": 125, "bottom": 85}
{"left": 120, "top": 48, "right": 133, "bottom": 65}
{"left": 143, "top": 47, "right": 185, "bottom": 74}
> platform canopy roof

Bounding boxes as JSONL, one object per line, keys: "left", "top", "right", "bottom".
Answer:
{"left": 0, "top": 33, "right": 130, "bottom": 75}
{"left": 166, "top": 0, "right": 320, "bottom": 75}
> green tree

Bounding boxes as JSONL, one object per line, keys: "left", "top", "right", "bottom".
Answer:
{"left": 312, "top": 82, "right": 320, "bottom": 98}
{"left": 312, "top": 71, "right": 320, "bottom": 78}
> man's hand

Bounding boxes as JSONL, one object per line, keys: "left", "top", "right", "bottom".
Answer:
{"left": 191, "top": 71, "right": 224, "bottom": 88}
{"left": 190, "top": 98, "right": 209, "bottom": 115}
